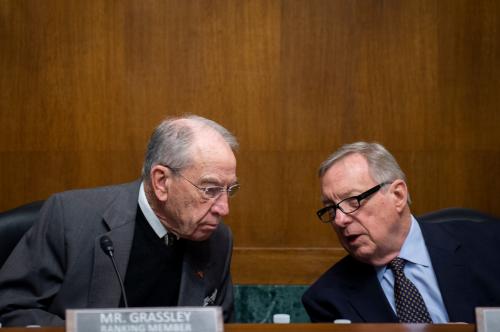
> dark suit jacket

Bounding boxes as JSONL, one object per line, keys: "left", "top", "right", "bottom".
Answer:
{"left": 0, "top": 181, "right": 234, "bottom": 326}
{"left": 302, "top": 214, "right": 500, "bottom": 323}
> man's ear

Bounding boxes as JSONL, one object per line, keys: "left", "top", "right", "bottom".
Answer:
{"left": 390, "top": 179, "right": 408, "bottom": 213}
{"left": 150, "top": 165, "right": 171, "bottom": 202}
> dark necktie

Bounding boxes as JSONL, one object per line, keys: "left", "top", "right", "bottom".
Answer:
{"left": 388, "top": 257, "right": 433, "bottom": 323}
{"left": 163, "top": 232, "right": 177, "bottom": 247}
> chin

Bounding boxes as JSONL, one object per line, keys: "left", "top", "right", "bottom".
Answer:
{"left": 350, "top": 247, "right": 376, "bottom": 264}
{"left": 189, "top": 230, "right": 215, "bottom": 241}
{"left": 191, "top": 235, "right": 210, "bottom": 242}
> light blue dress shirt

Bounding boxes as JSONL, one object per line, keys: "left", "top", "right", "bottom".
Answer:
{"left": 376, "top": 216, "right": 450, "bottom": 323}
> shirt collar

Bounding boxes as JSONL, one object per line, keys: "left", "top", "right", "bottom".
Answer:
{"left": 138, "top": 181, "right": 167, "bottom": 239}
{"left": 376, "top": 215, "right": 430, "bottom": 280}
{"left": 399, "top": 215, "right": 430, "bottom": 267}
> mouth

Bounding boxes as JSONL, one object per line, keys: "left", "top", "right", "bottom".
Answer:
{"left": 345, "top": 234, "right": 362, "bottom": 245}
{"left": 200, "top": 223, "right": 219, "bottom": 230}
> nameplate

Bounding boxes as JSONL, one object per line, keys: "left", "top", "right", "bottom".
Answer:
{"left": 476, "top": 307, "right": 500, "bottom": 332}
{"left": 66, "top": 307, "right": 223, "bottom": 332}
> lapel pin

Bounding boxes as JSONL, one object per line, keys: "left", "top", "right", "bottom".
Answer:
{"left": 196, "top": 271, "right": 205, "bottom": 279}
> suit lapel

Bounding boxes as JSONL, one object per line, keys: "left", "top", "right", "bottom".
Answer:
{"left": 345, "top": 262, "right": 397, "bottom": 322}
{"left": 88, "top": 181, "right": 140, "bottom": 307}
{"left": 420, "top": 222, "right": 474, "bottom": 322}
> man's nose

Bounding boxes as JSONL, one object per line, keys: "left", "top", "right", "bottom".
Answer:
{"left": 211, "top": 192, "right": 230, "bottom": 216}
{"left": 333, "top": 209, "right": 351, "bottom": 228}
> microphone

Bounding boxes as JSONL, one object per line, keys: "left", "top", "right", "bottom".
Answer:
{"left": 100, "top": 236, "right": 129, "bottom": 308}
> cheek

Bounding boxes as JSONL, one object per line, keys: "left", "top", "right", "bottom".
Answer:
{"left": 185, "top": 199, "right": 213, "bottom": 222}
{"left": 365, "top": 225, "right": 382, "bottom": 244}
{"left": 166, "top": 193, "right": 198, "bottom": 222}
{"left": 174, "top": 188, "right": 203, "bottom": 212}
{"left": 356, "top": 217, "right": 381, "bottom": 245}
{"left": 357, "top": 201, "right": 389, "bottom": 238}
{"left": 366, "top": 215, "right": 395, "bottom": 246}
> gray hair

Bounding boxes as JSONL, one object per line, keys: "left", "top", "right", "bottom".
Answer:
{"left": 319, "top": 142, "right": 411, "bottom": 203}
{"left": 142, "top": 115, "right": 238, "bottom": 181}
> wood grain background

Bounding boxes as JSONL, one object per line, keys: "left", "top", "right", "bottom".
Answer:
{"left": 1, "top": 0, "right": 499, "bottom": 284}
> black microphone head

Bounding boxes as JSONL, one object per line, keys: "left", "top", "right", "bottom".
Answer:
{"left": 100, "top": 236, "right": 114, "bottom": 256}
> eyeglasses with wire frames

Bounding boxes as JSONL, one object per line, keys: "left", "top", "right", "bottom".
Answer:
{"left": 162, "top": 165, "right": 240, "bottom": 200}
{"left": 316, "top": 182, "right": 391, "bottom": 223}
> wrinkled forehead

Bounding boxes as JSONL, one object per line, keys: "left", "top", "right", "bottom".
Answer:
{"left": 182, "top": 128, "right": 237, "bottom": 179}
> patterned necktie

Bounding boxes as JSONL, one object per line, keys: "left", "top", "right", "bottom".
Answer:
{"left": 388, "top": 257, "right": 433, "bottom": 323}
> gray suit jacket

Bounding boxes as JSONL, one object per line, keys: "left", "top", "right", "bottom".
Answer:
{"left": 0, "top": 181, "right": 234, "bottom": 326}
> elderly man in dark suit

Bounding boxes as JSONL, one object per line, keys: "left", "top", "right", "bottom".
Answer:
{"left": 0, "top": 115, "right": 240, "bottom": 326}
{"left": 302, "top": 142, "right": 500, "bottom": 323}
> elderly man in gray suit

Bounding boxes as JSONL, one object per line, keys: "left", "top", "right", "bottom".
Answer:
{"left": 0, "top": 115, "right": 240, "bottom": 326}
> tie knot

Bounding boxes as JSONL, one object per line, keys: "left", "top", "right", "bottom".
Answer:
{"left": 164, "top": 232, "right": 177, "bottom": 246}
{"left": 388, "top": 257, "right": 406, "bottom": 273}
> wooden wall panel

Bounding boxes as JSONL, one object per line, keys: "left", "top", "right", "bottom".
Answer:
{"left": 1, "top": 0, "right": 499, "bottom": 284}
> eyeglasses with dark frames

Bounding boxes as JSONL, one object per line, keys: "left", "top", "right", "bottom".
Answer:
{"left": 162, "top": 165, "right": 240, "bottom": 200}
{"left": 316, "top": 182, "right": 391, "bottom": 223}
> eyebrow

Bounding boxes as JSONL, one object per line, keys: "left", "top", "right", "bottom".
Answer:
{"left": 198, "top": 175, "right": 238, "bottom": 187}
{"left": 321, "top": 200, "right": 333, "bottom": 206}
{"left": 321, "top": 195, "right": 335, "bottom": 206}
{"left": 321, "top": 188, "right": 363, "bottom": 206}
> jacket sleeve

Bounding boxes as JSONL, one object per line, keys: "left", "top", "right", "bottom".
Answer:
{"left": 302, "top": 287, "right": 342, "bottom": 322}
{"left": 0, "top": 195, "right": 67, "bottom": 327}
